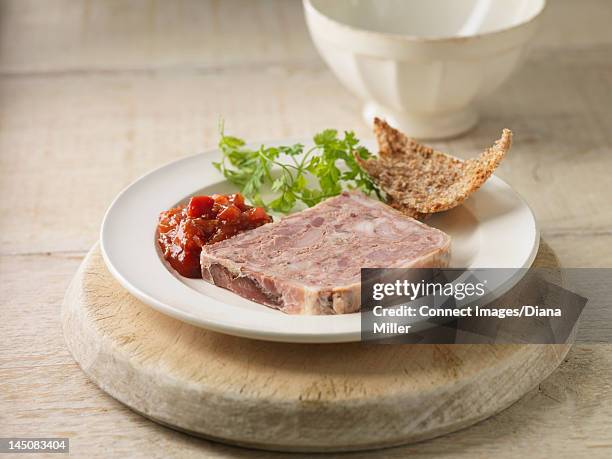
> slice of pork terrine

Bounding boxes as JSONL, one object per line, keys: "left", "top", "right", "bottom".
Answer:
{"left": 200, "top": 191, "right": 450, "bottom": 315}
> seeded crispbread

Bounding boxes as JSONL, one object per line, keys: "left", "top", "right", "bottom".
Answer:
{"left": 356, "top": 118, "right": 512, "bottom": 219}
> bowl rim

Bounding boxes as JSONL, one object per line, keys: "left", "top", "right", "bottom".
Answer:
{"left": 303, "top": 0, "right": 547, "bottom": 43}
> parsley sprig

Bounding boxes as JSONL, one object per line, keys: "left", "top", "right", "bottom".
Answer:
{"left": 213, "top": 125, "right": 379, "bottom": 213}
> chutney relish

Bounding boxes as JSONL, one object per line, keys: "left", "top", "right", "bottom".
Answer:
{"left": 157, "top": 193, "right": 272, "bottom": 278}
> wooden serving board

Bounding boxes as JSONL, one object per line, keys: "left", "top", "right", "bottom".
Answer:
{"left": 62, "top": 242, "right": 571, "bottom": 453}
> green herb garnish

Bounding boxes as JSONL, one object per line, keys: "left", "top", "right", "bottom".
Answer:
{"left": 213, "top": 123, "right": 380, "bottom": 213}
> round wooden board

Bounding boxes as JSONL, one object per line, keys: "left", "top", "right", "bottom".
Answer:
{"left": 62, "top": 242, "right": 571, "bottom": 453}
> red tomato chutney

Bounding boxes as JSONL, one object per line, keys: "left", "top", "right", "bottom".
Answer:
{"left": 157, "top": 193, "right": 272, "bottom": 278}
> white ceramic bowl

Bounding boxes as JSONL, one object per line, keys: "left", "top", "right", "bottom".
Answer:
{"left": 303, "top": 0, "right": 546, "bottom": 139}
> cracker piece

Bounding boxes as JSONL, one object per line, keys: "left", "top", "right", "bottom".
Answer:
{"left": 357, "top": 118, "right": 512, "bottom": 218}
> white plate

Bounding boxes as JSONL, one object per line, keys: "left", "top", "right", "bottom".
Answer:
{"left": 101, "top": 140, "right": 539, "bottom": 343}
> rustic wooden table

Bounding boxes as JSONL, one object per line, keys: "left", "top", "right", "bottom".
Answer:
{"left": 1, "top": 0, "right": 611, "bottom": 457}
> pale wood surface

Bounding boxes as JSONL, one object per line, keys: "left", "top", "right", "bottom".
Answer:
{"left": 61, "top": 243, "right": 571, "bottom": 453}
{"left": 1, "top": 0, "right": 612, "bottom": 457}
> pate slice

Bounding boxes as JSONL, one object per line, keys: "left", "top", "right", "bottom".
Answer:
{"left": 200, "top": 191, "right": 450, "bottom": 315}
{"left": 356, "top": 118, "right": 512, "bottom": 219}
